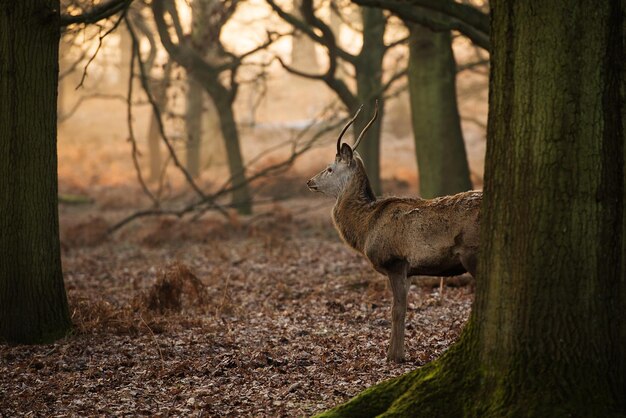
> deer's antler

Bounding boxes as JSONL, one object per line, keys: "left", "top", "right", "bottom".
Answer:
{"left": 353, "top": 100, "right": 379, "bottom": 151}
{"left": 336, "top": 105, "right": 363, "bottom": 156}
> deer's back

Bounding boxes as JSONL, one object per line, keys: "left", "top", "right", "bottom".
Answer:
{"left": 363, "top": 191, "right": 482, "bottom": 275}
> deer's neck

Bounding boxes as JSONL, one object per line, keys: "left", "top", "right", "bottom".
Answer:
{"left": 332, "top": 164, "right": 376, "bottom": 253}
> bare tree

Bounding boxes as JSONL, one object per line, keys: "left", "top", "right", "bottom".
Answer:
{"left": 151, "top": 0, "right": 280, "bottom": 214}
{"left": 268, "top": 0, "right": 405, "bottom": 194}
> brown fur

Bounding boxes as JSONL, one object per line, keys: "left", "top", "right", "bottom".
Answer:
{"left": 333, "top": 159, "right": 481, "bottom": 278}
{"left": 309, "top": 152, "right": 481, "bottom": 362}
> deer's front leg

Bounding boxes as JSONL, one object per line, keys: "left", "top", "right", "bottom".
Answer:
{"left": 386, "top": 265, "right": 409, "bottom": 363}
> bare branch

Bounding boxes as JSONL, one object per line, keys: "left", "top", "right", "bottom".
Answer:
{"left": 59, "top": 46, "right": 89, "bottom": 80}
{"left": 390, "top": 0, "right": 489, "bottom": 33}
{"left": 265, "top": 0, "right": 357, "bottom": 64}
{"left": 60, "top": 0, "right": 133, "bottom": 26}
{"left": 125, "top": 38, "right": 159, "bottom": 206}
{"left": 75, "top": 7, "right": 128, "bottom": 89}
{"left": 125, "top": 14, "right": 228, "bottom": 216}
{"left": 352, "top": 0, "right": 490, "bottom": 50}
{"left": 109, "top": 105, "right": 349, "bottom": 233}
{"left": 385, "top": 35, "right": 409, "bottom": 51}
{"left": 275, "top": 56, "right": 326, "bottom": 80}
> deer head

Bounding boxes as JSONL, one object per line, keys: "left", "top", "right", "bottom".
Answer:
{"left": 307, "top": 102, "right": 379, "bottom": 198}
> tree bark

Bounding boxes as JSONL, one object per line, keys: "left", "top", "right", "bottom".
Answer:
{"left": 146, "top": 62, "right": 170, "bottom": 182}
{"left": 291, "top": 0, "right": 319, "bottom": 72}
{"left": 318, "top": 0, "right": 625, "bottom": 416}
{"left": 212, "top": 93, "right": 252, "bottom": 215}
{"left": 186, "top": 77, "right": 203, "bottom": 178}
{"left": 0, "top": 0, "right": 71, "bottom": 344}
{"left": 353, "top": 6, "right": 385, "bottom": 195}
{"left": 407, "top": 24, "right": 472, "bottom": 198}
{"left": 119, "top": 22, "right": 133, "bottom": 93}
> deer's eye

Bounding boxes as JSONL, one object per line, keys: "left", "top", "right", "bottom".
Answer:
{"left": 327, "top": 167, "right": 333, "bottom": 173}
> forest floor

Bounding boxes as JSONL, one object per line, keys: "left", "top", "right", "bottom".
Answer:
{"left": 0, "top": 194, "right": 473, "bottom": 417}
{"left": 2, "top": 89, "right": 482, "bottom": 416}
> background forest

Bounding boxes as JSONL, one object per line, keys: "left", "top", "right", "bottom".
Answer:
{"left": 2, "top": 0, "right": 624, "bottom": 417}
{"left": 2, "top": 0, "right": 488, "bottom": 414}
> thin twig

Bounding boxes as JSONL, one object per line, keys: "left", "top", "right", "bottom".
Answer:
{"left": 107, "top": 107, "right": 345, "bottom": 234}
{"left": 125, "top": 15, "right": 228, "bottom": 217}
{"left": 126, "top": 33, "right": 159, "bottom": 206}
{"left": 76, "top": 6, "right": 128, "bottom": 89}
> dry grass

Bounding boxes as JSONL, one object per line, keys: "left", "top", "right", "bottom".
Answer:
{"left": 143, "top": 262, "right": 207, "bottom": 314}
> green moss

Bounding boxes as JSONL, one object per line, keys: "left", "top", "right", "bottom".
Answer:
{"left": 315, "top": 323, "right": 483, "bottom": 418}
{"left": 314, "top": 369, "right": 419, "bottom": 418}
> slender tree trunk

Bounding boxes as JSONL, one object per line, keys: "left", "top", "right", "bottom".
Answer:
{"left": 407, "top": 24, "right": 472, "bottom": 198}
{"left": 318, "top": 1, "right": 625, "bottom": 416}
{"left": 119, "top": 24, "right": 133, "bottom": 93}
{"left": 213, "top": 93, "right": 252, "bottom": 215}
{"left": 354, "top": 6, "right": 385, "bottom": 195}
{"left": 146, "top": 63, "right": 170, "bottom": 182}
{"left": 328, "top": 0, "right": 343, "bottom": 79}
{"left": 150, "top": 0, "right": 252, "bottom": 214}
{"left": 184, "top": 0, "right": 211, "bottom": 178}
{"left": 0, "top": 0, "right": 71, "bottom": 344}
{"left": 291, "top": 0, "right": 319, "bottom": 72}
{"left": 186, "top": 77, "right": 203, "bottom": 177}
{"left": 202, "top": 96, "right": 225, "bottom": 168}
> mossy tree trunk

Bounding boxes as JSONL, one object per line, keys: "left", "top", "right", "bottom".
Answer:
{"left": 318, "top": 1, "right": 625, "bottom": 416}
{"left": 407, "top": 24, "right": 472, "bottom": 198}
{"left": 0, "top": 0, "right": 72, "bottom": 344}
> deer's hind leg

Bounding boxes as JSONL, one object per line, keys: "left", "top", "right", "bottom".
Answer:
{"left": 385, "top": 260, "right": 409, "bottom": 363}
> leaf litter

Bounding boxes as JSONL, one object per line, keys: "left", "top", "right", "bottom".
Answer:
{"left": 0, "top": 200, "right": 472, "bottom": 417}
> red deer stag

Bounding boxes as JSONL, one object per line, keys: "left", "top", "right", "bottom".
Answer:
{"left": 307, "top": 103, "right": 481, "bottom": 362}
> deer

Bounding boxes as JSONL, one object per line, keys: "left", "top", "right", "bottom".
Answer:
{"left": 307, "top": 103, "right": 481, "bottom": 362}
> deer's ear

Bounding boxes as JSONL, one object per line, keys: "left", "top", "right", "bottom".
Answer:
{"left": 340, "top": 143, "right": 353, "bottom": 164}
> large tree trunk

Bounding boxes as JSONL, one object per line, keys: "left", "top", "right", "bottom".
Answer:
{"left": 0, "top": 0, "right": 71, "bottom": 344}
{"left": 318, "top": 1, "right": 625, "bottom": 416}
{"left": 354, "top": 6, "right": 385, "bottom": 195}
{"left": 407, "top": 24, "right": 472, "bottom": 198}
